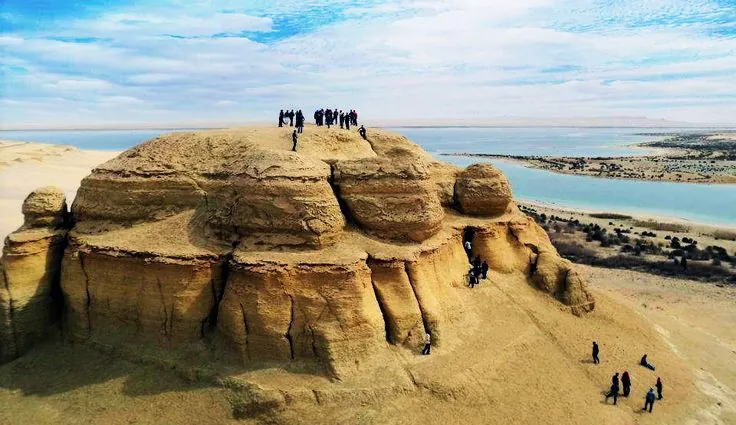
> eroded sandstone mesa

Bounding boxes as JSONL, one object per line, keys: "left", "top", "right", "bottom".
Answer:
{"left": 0, "top": 127, "right": 594, "bottom": 373}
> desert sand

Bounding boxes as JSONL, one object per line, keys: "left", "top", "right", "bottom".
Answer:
{"left": 0, "top": 140, "right": 120, "bottom": 242}
{"left": 0, "top": 127, "right": 733, "bottom": 424}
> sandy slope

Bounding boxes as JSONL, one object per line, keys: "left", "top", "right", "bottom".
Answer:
{"left": 0, "top": 140, "right": 119, "bottom": 241}
{"left": 0, "top": 265, "right": 721, "bottom": 425}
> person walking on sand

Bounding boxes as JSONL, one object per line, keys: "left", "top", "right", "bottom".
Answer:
{"left": 292, "top": 130, "right": 298, "bottom": 152}
{"left": 656, "top": 377, "right": 663, "bottom": 400}
{"left": 278, "top": 109, "right": 285, "bottom": 127}
{"left": 359, "top": 125, "right": 367, "bottom": 140}
{"left": 622, "top": 371, "right": 631, "bottom": 397}
{"left": 640, "top": 354, "right": 655, "bottom": 371}
{"left": 421, "top": 332, "right": 431, "bottom": 355}
{"left": 605, "top": 381, "right": 619, "bottom": 405}
{"left": 643, "top": 388, "right": 656, "bottom": 413}
{"left": 612, "top": 372, "right": 620, "bottom": 389}
{"left": 592, "top": 341, "right": 600, "bottom": 364}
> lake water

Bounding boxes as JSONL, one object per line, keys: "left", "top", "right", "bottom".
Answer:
{"left": 2, "top": 127, "right": 735, "bottom": 226}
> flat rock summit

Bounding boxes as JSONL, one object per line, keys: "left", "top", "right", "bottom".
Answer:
{"left": 1, "top": 126, "right": 629, "bottom": 423}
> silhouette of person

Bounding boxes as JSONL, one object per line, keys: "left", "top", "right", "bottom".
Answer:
{"left": 354, "top": 109, "right": 358, "bottom": 125}
{"left": 612, "top": 372, "right": 619, "bottom": 388}
{"left": 333, "top": 109, "right": 338, "bottom": 125}
{"left": 278, "top": 109, "right": 284, "bottom": 127}
{"left": 622, "top": 371, "right": 631, "bottom": 397}
{"left": 296, "top": 110, "right": 304, "bottom": 134}
{"left": 643, "top": 388, "right": 656, "bottom": 413}
{"left": 288, "top": 110, "right": 294, "bottom": 127}
{"left": 473, "top": 255, "right": 481, "bottom": 274}
{"left": 656, "top": 377, "right": 663, "bottom": 400}
{"left": 339, "top": 111, "right": 345, "bottom": 129}
{"left": 292, "top": 130, "right": 298, "bottom": 151}
{"left": 464, "top": 240, "right": 472, "bottom": 262}
{"left": 359, "top": 125, "right": 367, "bottom": 140}
{"left": 592, "top": 341, "right": 600, "bottom": 364}
{"left": 468, "top": 269, "right": 477, "bottom": 288}
{"left": 605, "top": 381, "right": 619, "bottom": 405}
{"left": 481, "top": 260, "right": 489, "bottom": 279}
{"left": 640, "top": 354, "right": 655, "bottom": 371}
{"left": 326, "top": 109, "right": 332, "bottom": 128}
{"left": 345, "top": 113, "right": 350, "bottom": 130}
{"left": 421, "top": 332, "right": 431, "bottom": 355}
{"left": 314, "top": 110, "right": 319, "bottom": 126}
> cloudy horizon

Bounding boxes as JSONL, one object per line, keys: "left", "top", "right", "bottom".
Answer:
{"left": 1, "top": 0, "right": 735, "bottom": 129}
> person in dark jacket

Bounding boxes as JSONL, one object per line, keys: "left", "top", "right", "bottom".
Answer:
{"left": 288, "top": 109, "right": 294, "bottom": 127}
{"left": 656, "top": 377, "right": 663, "bottom": 400}
{"left": 278, "top": 109, "right": 284, "bottom": 127}
{"left": 640, "top": 354, "right": 655, "bottom": 371}
{"left": 333, "top": 109, "right": 338, "bottom": 125}
{"left": 359, "top": 125, "right": 367, "bottom": 140}
{"left": 622, "top": 371, "right": 631, "bottom": 397}
{"left": 339, "top": 111, "right": 345, "bottom": 129}
{"left": 643, "top": 388, "right": 656, "bottom": 412}
{"left": 473, "top": 255, "right": 481, "bottom": 274}
{"left": 292, "top": 130, "right": 298, "bottom": 152}
{"left": 295, "top": 110, "right": 304, "bottom": 133}
{"left": 468, "top": 269, "right": 477, "bottom": 288}
{"left": 605, "top": 381, "right": 619, "bottom": 405}
{"left": 345, "top": 113, "right": 350, "bottom": 130}
{"left": 592, "top": 341, "right": 600, "bottom": 364}
{"left": 326, "top": 109, "right": 333, "bottom": 128}
{"left": 612, "top": 372, "right": 619, "bottom": 388}
{"left": 481, "top": 260, "right": 489, "bottom": 279}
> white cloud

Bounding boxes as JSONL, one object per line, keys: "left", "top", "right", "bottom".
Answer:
{"left": 1, "top": 0, "right": 735, "bottom": 127}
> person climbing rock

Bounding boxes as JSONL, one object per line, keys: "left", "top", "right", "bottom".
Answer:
{"left": 643, "top": 388, "right": 656, "bottom": 413}
{"left": 622, "top": 371, "right": 631, "bottom": 397}
{"left": 359, "top": 125, "right": 367, "bottom": 140}
{"left": 292, "top": 130, "right": 298, "bottom": 152}
{"left": 605, "top": 381, "right": 619, "bottom": 405}
{"left": 481, "top": 260, "right": 489, "bottom": 279}
{"left": 421, "top": 332, "right": 431, "bottom": 355}
{"left": 464, "top": 240, "right": 472, "bottom": 262}
{"left": 592, "top": 341, "right": 600, "bottom": 364}
{"left": 656, "top": 377, "right": 663, "bottom": 400}
{"left": 640, "top": 354, "right": 655, "bottom": 371}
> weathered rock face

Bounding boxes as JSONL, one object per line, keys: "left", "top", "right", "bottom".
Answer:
{"left": 1, "top": 126, "right": 594, "bottom": 374}
{"left": 22, "top": 186, "right": 68, "bottom": 228}
{"left": 334, "top": 158, "right": 444, "bottom": 242}
{"left": 455, "top": 164, "right": 513, "bottom": 216}
{"left": 1, "top": 187, "right": 68, "bottom": 362}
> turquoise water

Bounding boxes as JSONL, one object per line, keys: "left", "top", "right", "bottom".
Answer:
{"left": 1, "top": 127, "right": 734, "bottom": 226}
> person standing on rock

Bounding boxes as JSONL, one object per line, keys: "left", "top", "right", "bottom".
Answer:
{"left": 592, "top": 341, "right": 600, "bottom": 364}
{"left": 622, "top": 371, "right": 631, "bottom": 397}
{"left": 656, "top": 377, "right": 663, "bottom": 400}
{"left": 481, "top": 260, "right": 489, "bottom": 279}
{"left": 643, "top": 388, "right": 656, "bottom": 413}
{"left": 421, "top": 332, "right": 431, "bottom": 355}
{"left": 359, "top": 125, "right": 367, "bottom": 140}
{"left": 292, "top": 130, "right": 298, "bottom": 152}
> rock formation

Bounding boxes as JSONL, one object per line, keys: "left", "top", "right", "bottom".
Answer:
{"left": 0, "top": 126, "right": 595, "bottom": 375}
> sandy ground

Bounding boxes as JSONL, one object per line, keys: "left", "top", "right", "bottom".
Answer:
{"left": 0, "top": 140, "right": 120, "bottom": 241}
{"left": 582, "top": 265, "right": 736, "bottom": 424}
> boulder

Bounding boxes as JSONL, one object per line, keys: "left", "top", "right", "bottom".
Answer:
{"left": 22, "top": 186, "right": 67, "bottom": 228}
{"left": 455, "top": 164, "right": 513, "bottom": 216}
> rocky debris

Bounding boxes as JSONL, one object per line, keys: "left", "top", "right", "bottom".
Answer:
{"left": 21, "top": 186, "right": 68, "bottom": 228}
{"left": 455, "top": 164, "right": 513, "bottom": 216}
{"left": 0, "top": 126, "right": 594, "bottom": 374}
{"left": 1, "top": 186, "right": 69, "bottom": 362}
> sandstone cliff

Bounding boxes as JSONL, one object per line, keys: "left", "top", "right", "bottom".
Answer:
{"left": 0, "top": 126, "right": 594, "bottom": 376}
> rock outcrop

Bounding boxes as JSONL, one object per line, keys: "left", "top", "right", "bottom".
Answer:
{"left": 0, "top": 126, "right": 594, "bottom": 376}
{"left": 1, "top": 187, "right": 68, "bottom": 362}
{"left": 455, "top": 163, "right": 513, "bottom": 216}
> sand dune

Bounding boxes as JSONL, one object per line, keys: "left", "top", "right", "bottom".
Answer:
{"left": 0, "top": 140, "right": 120, "bottom": 241}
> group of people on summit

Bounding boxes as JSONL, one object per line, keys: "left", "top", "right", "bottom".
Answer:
{"left": 596, "top": 341, "right": 665, "bottom": 413}
{"left": 280, "top": 107, "right": 367, "bottom": 152}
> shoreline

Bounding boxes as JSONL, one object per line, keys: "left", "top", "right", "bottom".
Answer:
{"left": 442, "top": 132, "right": 736, "bottom": 184}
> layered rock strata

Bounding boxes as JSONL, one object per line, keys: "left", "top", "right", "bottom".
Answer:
{"left": 0, "top": 127, "right": 595, "bottom": 375}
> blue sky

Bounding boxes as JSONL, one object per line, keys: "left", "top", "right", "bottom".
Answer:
{"left": 1, "top": 0, "right": 735, "bottom": 128}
